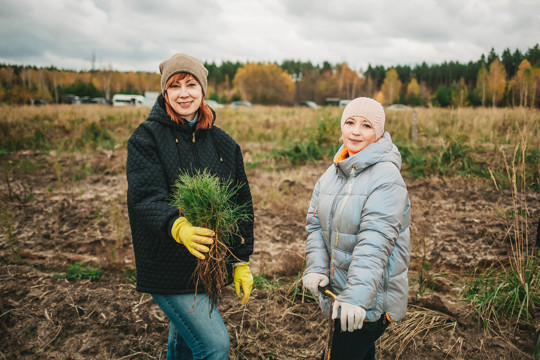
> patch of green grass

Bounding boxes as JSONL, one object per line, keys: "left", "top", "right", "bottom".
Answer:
{"left": 58, "top": 262, "right": 103, "bottom": 281}
{"left": 253, "top": 273, "right": 274, "bottom": 290}
{"left": 74, "top": 122, "right": 116, "bottom": 151}
{"left": 462, "top": 260, "right": 539, "bottom": 327}
{"left": 395, "top": 142, "right": 429, "bottom": 179}
{"left": 271, "top": 113, "right": 341, "bottom": 164}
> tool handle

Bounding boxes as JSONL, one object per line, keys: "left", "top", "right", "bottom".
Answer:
{"left": 318, "top": 285, "right": 337, "bottom": 301}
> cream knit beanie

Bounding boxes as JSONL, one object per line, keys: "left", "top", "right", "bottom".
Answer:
{"left": 159, "top": 53, "right": 208, "bottom": 96}
{"left": 340, "top": 97, "right": 385, "bottom": 138}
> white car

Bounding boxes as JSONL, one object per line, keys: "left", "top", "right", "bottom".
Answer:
{"left": 205, "top": 99, "right": 224, "bottom": 109}
{"left": 230, "top": 101, "right": 252, "bottom": 108}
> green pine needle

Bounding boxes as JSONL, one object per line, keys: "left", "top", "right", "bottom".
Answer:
{"left": 170, "top": 169, "right": 251, "bottom": 247}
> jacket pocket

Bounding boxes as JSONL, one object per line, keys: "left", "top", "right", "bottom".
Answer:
{"left": 331, "top": 248, "right": 351, "bottom": 293}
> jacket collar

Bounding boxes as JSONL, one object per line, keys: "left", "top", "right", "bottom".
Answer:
{"left": 333, "top": 132, "right": 402, "bottom": 177}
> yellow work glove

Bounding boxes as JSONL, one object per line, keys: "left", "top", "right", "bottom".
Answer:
{"left": 233, "top": 263, "right": 253, "bottom": 305}
{"left": 171, "top": 217, "right": 215, "bottom": 260}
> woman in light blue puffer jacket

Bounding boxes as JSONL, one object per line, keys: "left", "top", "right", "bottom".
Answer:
{"left": 303, "top": 97, "right": 411, "bottom": 360}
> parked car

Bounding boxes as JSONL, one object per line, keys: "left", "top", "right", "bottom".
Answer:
{"left": 386, "top": 104, "right": 410, "bottom": 110}
{"left": 205, "top": 99, "right": 224, "bottom": 109}
{"left": 90, "top": 97, "right": 109, "bottom": 104}
{"left": 60, "top": 94, "right": 81, "bottom": 104}
{"left": 296, "top": 101, "right": 320, "bottom": 109}
{"left": 29, "top": 99, "right": 47, "bottom": 106}
{"left": 324, "top": 98, "right": 340, "bottom": 106}
{"left": 338, "top": 99, "right": 351, "bottom": 107}
{"left": 230, "top": 101, "right": 252, "bottom": 108}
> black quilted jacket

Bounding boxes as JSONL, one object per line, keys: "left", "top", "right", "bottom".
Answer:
{"left": 126, "top": 95, "right": 254, "bottom": 294}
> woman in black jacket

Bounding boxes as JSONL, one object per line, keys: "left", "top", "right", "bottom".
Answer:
{"left": 126, "top": 53, "right": 254, "bottom": 360}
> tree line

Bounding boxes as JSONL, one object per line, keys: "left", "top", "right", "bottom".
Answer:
{"left": 0, "top": 44, "right": 538, "bottom": 108}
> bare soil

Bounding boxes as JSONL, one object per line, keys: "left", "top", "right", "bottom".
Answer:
{"left": 1, "top": 149, "right": 539, "bottom": 359}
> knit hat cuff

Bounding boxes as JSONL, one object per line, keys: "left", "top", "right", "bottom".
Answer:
{"left": 159, "top": 53, "right": 208, "bottom": 96}
{"left": 340, "top": 97, "right": 385, "bottom": 138}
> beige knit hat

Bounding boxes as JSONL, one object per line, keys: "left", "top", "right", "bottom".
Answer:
{"left": 159, "top": 53, "right": 208, "bottom": 96}
{"left": 340, "top": 97, "right": 385, "bottom": 138}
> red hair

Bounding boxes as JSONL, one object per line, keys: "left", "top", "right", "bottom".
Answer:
{"left": 164, "top": 73, "right": 213, "bottom": 130}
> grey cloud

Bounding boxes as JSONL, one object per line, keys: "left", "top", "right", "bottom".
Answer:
{"left": 0, "top": 0, "right": 538, "bottom": 71}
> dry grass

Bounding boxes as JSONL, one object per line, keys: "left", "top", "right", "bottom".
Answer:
{"left": 378, "top": 305, "right": 456, "bottom": 358}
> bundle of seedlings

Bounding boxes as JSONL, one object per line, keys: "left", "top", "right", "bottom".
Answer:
{"left": 171, "top": 169, "right": 252, "bottom": 311}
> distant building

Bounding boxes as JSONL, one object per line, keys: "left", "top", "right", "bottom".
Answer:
{"left": 144, "top": 91, "right": 160, "bottom": 107}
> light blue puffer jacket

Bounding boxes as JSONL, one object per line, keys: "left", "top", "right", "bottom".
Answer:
{"left": 304, "top": 132, "right": 410, "bottom": 322}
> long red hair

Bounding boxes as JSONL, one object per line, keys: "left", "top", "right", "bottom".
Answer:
{"left": 164, "top": 73, "right": 213, "bottom": 130}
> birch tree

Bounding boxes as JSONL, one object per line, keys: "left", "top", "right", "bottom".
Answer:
{"left": 487, "top": 58, "right": 506, "bottom": 107}
{"left": 476, "top": 63, "right": 488, "bottom": 107}
{"left": 381, "top": 68, "right": 401, "bottom": 105}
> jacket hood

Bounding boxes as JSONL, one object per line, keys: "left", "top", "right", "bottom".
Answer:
{"left": 333, "top": 132, "right": 402, "bottom": 176}
{"left": 146, "top": 94, "right": 216, "bottom": 130}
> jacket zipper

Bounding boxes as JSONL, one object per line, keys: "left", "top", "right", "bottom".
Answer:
{"left": 191, "top": 129, "right": 200, "bottom": 168}
{"left": 335, "top": 166, "right": 356, "bottom": 246}
{"left": 327, "top": 164, "right": 346, "bottom": 251}
{"left": 327, "top": 164, "right": 355, "bottom": 277}
{"left": 383, "top": 265, "right": 389, "bottom": 323}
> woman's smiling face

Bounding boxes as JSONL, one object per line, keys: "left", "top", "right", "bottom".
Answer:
{"left": 166, "top": 74, "right": 203, "bottom": 121}
{"left": 341, "top": 116, "right": 377, "bottom": 155}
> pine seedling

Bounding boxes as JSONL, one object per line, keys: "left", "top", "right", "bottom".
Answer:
{"left": 171, "top": 169, "right": 252, "bottom": 310}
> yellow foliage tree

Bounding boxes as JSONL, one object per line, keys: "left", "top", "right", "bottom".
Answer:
{"left": 374, "top": 90, "right": 385, "bottom": 104}
{"left": 476, "top": 63, "right": 489, "bottom": 107}
{"left": 487, "top": 58, "right": 506, "bottom": 107}
{"left": 0, "top": 67, "right": 14, "bottom": 87}
{"left": 510, "top": 59, "right": 533, "bottom": 107}
{"left": 381, "top": 68, "right": 401, "bottom": 105}
{"left": 233, "top": 63, "right": 295, "bottom": 105}
{"left": 336, "top": 63, "right": 364, "bottom": 99}
{"left": 406, "top": 77, "right": 420, "bottom": 97}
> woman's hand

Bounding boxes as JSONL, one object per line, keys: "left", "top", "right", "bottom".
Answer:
{"left": 332, "top": 301, "right": 366, "bottom": 332}
{"left": 171, "top": 217, "right": 214, "bottom": 259}
{"left": 233, "top": 263, "right": 253, "bottom": 305}
{"left": 302, "top": 273, "right": 329, "bottom": 296}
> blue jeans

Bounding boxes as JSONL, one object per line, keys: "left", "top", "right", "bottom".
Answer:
{"left": 152, "top": 293, "right": 230, "bottom": 360}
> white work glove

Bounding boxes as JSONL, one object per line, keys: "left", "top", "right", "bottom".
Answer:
{"left": 332, "top": 300, "right": 366, "bottom": 332}
{"left": 302, "top": 273, "right": 329, "bottom": 296}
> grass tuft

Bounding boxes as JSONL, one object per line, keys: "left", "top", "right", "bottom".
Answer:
{"left": 59, "top": 262, "right": 103, "bottom": 281}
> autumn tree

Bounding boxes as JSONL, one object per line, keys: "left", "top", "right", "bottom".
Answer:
{"left": 381, "top": 68, "right": 402, "bottom": 105}
{"left": 335, "top": 63, "right": 364, "bottom": 99}
{"left": 475, "top": 62, "right": 489, "bottom": 106}
{"left": 406, "top": 76, "right": 421, "bottom": 105}
{"left": 487, "top": 58, "right": 506, "bottom": 107}
{"left": 295, "top": 67, "right": 321, "bottom": 103}
{"left": 533, "top": 68, "right": 540, "bottom": 107}
{"left": 233, "top": 63, "right": 295, "bottom": 105}
{"left": 510, "top": 59, "right": 533, "bottom": 107}
{"left": 0, "top": 67, "right": 14, "bottom": 87}
{"left": 374, "top": 90, "right": 385, "bottom": 105}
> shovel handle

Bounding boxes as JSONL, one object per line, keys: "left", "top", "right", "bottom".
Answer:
{"left": 318, "top": 285, "right": 337, "bottom": 301}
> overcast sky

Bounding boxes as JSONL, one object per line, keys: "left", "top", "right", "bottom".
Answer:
{"left": 1, "top": 0, "right": 539, "bottom": 73}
